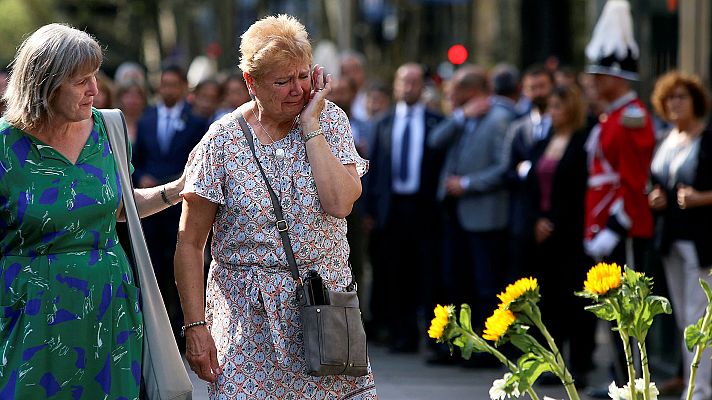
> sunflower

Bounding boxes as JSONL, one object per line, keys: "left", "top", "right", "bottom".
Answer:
{"left": 483, "top": 308, "right": 516, "bottom": 342}
{"left": 428, "top": 304, "right": 454, "bottom": 340}
{"left": 583, "top": 262, "right": 622, "bottom": 296}
{"left": 497, "top": 277, "right": 538, "bottom": 308}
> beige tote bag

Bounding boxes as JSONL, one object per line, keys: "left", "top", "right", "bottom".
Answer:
{"left": 100, "top": 109, "right": 193, "bottom": 400}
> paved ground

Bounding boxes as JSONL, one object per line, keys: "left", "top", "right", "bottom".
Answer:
{"left": 186, "top": 321, "right": 683, "bottom": 399}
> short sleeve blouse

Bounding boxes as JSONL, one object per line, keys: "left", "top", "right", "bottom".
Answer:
{"left": 183, "top": 101, "right": 367, "bottom": 275}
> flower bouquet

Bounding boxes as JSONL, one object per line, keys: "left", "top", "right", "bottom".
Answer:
{"left": 575, "top": 263, "right": 670, "bottom": 400}
{"left": 429, "top": 263, "right": 671, "bottom": 400}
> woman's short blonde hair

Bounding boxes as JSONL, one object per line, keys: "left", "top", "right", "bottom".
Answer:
{"left": 651, "top": 70, "right": 710, "bottom": 121}
{"left": 238, "top": 14, "right": 312, "bottom": 80}
{"left": 3, "top": 23, "right": 102, "bottom": 130}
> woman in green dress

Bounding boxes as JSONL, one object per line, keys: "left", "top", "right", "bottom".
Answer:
{"left": 0, "top": 23, "right": 185, "bottom": 399}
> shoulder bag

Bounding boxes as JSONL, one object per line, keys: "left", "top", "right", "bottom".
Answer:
{"left": 100, "top": 109, "right": 193, "bottom": 399}
{"left": 237, "top": 112, "right": 368, "bottom": 376}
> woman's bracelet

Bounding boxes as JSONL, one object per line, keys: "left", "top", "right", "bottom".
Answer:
{"left": 303, "top": 127, "right": 323, "bottom": 143}
{"left": 160, "top": 185, "right": 176, "bottom": 206}
{"left": 181, "top": 320, "right": 206, "bottom": 337}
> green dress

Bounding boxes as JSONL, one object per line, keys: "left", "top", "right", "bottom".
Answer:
{"left": 0, "top": 109, "right": 142, "bottom": 399}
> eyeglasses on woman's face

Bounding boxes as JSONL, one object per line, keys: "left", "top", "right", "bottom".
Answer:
{"left": 664, "top": 88, "right": 691, "bottom": 103}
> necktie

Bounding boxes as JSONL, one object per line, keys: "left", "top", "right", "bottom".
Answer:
{"left": 159, "top": 112, "right": 174, "bottom": 154}
{"left": 399, "top": 111, "right": 411, "bottom": 182}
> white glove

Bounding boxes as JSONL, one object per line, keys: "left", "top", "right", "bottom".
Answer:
{"left": 517, "top": 160, "right": 532, "bottom": 180}
{"left": 584, "top": 229, "right": 620, "bottom": 260}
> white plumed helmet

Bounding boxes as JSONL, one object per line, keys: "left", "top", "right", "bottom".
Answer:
{"left": 585, "top": 0, "right": 640, "bottom": 81}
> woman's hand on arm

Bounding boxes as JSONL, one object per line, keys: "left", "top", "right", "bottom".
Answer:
{"left": 174, "top": 193, "right": 221, "bottom": 382}
{"left": 117, "top": 170, "right": 186, "bottom": 221}
{"left": 300, "top": 66, "right": 361, "bottom": 218}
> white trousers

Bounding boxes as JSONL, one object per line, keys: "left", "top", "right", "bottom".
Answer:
{"left": 663, "top": 240, "right": 712, "bottom": 400}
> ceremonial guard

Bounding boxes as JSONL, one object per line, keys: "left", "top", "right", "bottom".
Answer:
{"left": 582, "top": 0, "right": 655, "bottom": 265}
{"left": 581, "top": 2, "right": 656, "bottom": 394}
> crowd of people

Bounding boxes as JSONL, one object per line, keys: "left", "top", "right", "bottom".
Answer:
{"left": 77, "top": 49, "right": 710, "bottom": 398}
{"left": 2, "top": 7, "right": 712, "bottom": 400}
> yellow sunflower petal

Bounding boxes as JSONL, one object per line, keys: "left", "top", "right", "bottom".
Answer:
{"left": 482, "top": 308, "right": 516, "bottom": 342}
{"left": 428, "top": 304, "right": 453, "bottom": 340}
{"left": 497, "top": 277, "right": 538, "bottom": 307}
{"left": 583, "top": 263, "right": 622, "bottom": 295}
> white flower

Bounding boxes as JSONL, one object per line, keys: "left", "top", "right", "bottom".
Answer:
{"left": 489, "top": 373, "right": 521, "bottom": 400}
{"left": 607, "top": 379, "right": 659, "bottom": 400}
{"left": 631, "top": 379, "right": 658, "bottom": 400}
{"left": 489, "top": 377, "right": 508, "bottom": 400}
{"left": 608, "top": 381, "right": 628, "bottom": 400}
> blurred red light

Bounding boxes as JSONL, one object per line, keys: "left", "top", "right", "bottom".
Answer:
{"left": 447, "top": 44, "right": 468, "bottom": 65}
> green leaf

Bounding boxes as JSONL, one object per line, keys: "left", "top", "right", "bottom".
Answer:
{"left": 459, "top": 304, "right": 474, "bottom": 334}
{"left": 623, "top": 266, "right": 638, "bottom": 284}
{"left": 452, "top": 331, "right": 493, "bottom": 359}
{"left": 701, "top": 280, "right": 712, "bottom": 303}
{"left": 516, "top": 353, "right": 552, "bottom": 388}
{"left": 460, "top": 335, "right": 475, "bottom": 360}
{"left": 685, "top": 321, "right": 706, "bottom": 352}
{"left": 585, "top": 303, "right": 617, "bottom": 321}
{"left": 574, "top": 289, "right": 599, "bottom": 301}
{"left": 647, "top": 296, "right": 672, "bottom": 316}
{"left": 441, "top": 324, "right": 462, "bottom": 345}
{"left": 509, "top": 333, "right": 534, "bottom": 354}
{"left": 509, "top": 333, "right": 552, "bottom": 362}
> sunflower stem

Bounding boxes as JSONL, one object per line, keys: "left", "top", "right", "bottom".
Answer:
{"left": 462, "top": 330, "right": 541, "bottom": 400}
{"left": 638, "top": 340, "right": 651, "bottom": 400}
{"left": 527, "top": 303, "right": 580, "bottom": 400}
{"left": 607, "top": 297, "right": 637, "bottom": 400}
{"left": 619, "top": 330, "right": 637, "bottom": 400}
{"left": 687, "top": 346, "right": 704, "bottom": 400}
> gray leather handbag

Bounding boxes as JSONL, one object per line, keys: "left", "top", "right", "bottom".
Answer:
{"left": 237, "top": 113, "right": 369, "bottom": 377}
{"left": 101, "top": 109, "right": 193, "bottom": 399}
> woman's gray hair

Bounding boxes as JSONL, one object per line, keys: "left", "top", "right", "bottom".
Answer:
{"left": 3, "top": 23, "right": 102, "bottom": 130}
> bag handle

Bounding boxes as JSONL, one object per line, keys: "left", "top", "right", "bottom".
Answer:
{"left": 98, "top": 109, "right": 141, "bottom": 282}
{"left": 236, "top": 112, "right": 302, "bottom": 284}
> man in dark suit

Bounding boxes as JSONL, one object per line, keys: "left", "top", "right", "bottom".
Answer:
{"left": 364, "top": 63, "right": 444, "bottom": 352}
{"left": 429, "top": 65, "right": 515, "bottom": 331}
{"left": 132, "top": 65, "right": 209, "bottom": 346}
{"left": 505, "top": 65, "right": 555, "bottom": 279}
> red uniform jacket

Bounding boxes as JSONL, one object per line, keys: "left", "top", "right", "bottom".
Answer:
{"left": 584, "top": 93, "right": 654, "bottom": 240}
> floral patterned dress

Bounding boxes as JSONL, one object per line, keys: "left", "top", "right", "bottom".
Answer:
{"left": 183, "top": 101, "right": 377, "bottom": 399}
{"left": 0, "top": 109, "right": 142, "bottom": 399}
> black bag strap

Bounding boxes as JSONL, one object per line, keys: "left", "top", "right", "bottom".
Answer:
{"left": 236, "top": 112, "right": 302, "bottom": 285}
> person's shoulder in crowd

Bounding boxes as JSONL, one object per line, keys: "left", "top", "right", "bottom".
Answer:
{"left": 487, "top": 99, "right": 519, "bottom": 125}
{"left": 508, "top": 113, "right": 532, "bottom": 134}
{"left": 370, "top": 106, "right": 396, "bottom": 132}
{"left": 490, "top": 96, "right": 522, "bottom": 121}
{"left": 424, "top": 107, "right": 444, "bottom": 127}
